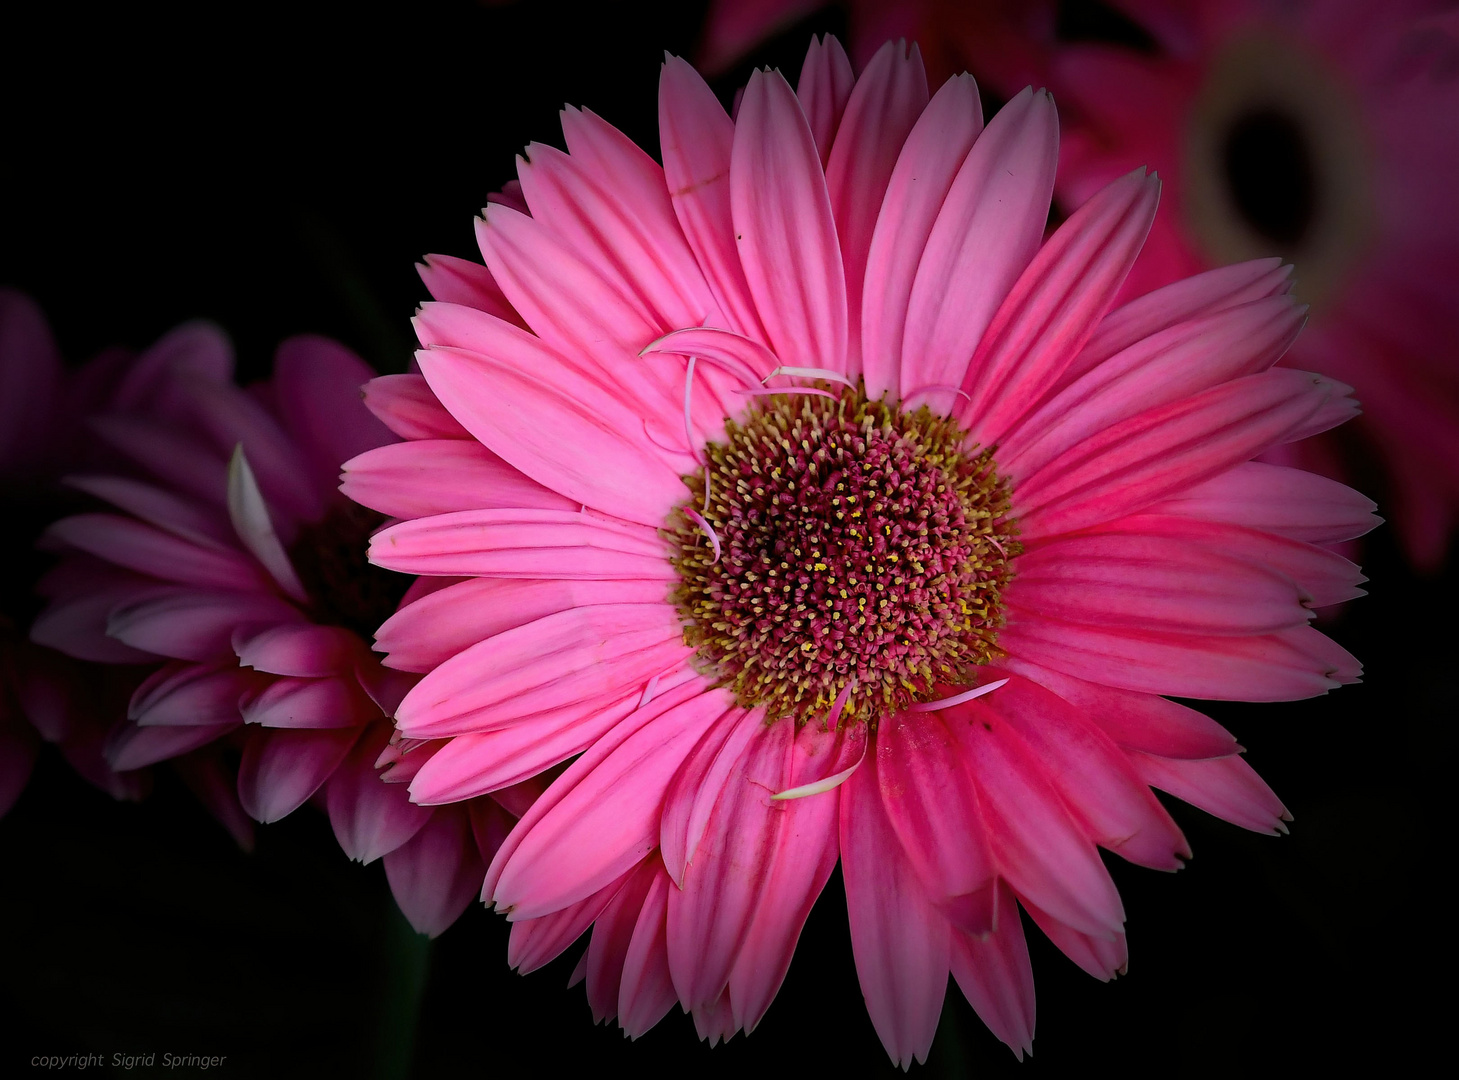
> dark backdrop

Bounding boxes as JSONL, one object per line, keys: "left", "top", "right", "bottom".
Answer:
{"left": 1, "top": 1, "right": 1449, "bottom": 1076}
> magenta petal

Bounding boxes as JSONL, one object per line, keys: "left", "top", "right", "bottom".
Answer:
{"left": 949, "top": 881, "right": 1036, "bottom": 1060}
{"left": 659, "top": 55, "right": 766, "bottom": 340}
{"left": 618, "top": 867, "right": 678, "bottom": 1038}
{"left": 44, "top": 513, "right": 270, "bottom": 593}
{"left": 128, "top": 660, "right": 257, "bottom": 727}
{"left": 369, "top": 508, "right": 672, "bottom": 581}
{"left": 383, "top": 804, "right": 486, "bottom": 937}
{"left": 241, "top": 675, "right": 376, "bottom": 730}
{"left": 106, "top": 720, "right": 233, "bottom": 771}
{"left": 659, "top": 706, "right": 763, "bottom": 887}
{"left": 840, "top": 755, "right": 950, "bottom": 1069}
{"left": 507, "top": 868, "right": 631, "bottom": 973}
{"left": 237, "top": 726, "right": 357, "bottom": 822}
{"left": 731, "top": 67, "right": 848, "bottom": 374}
{"left": 89, "top": 415, "right": 231, "bottom": 509}
{"left": 342, "top": 439, "right": 576, "bottom": 519}
{"left": 586, "top": 857, "right": 662, "bottom": 1023}
{"left": 489, "top": 690, "right": 727, "bottom": 919}
{"left": 975, "top": 674, "right": 1190, "bottom": 870}
{"left": 417, "top": 252, "right": 524, "bottom": 327}
{"left": 1022, "top": 896, "right": 1128, "bottom": 982}
{"left": 943, "top": 702, "right": 1126, "bottom": 940}
{"left": 108, "top": 589, "right": 303, "bottom": 663}
{"left": 900, "top": 86, "right": 1058, "bottom": 413}
{"left": 860, "top": 72, "right": 984, "bottom": 401}
{"left": 877, "top": 711, "right": 998, "bottom": 930}
{"left": 998, "top": 656, "right": 1238, "bottom": 760}
{"left": 361, "top": 374, "right": 471, "bottom": 441}
{"left": 326, "top": 724, "right": 432, "bottom": 863}
{"left": 1130, "top": 751, "right": 1291, "bottom": 835}
{"left": 797, "top": 34, "right": 855, "bottom": 164}
{"left": 393, "top": 602, "right": 688, "bottom": 739}
{"left": 234, "top": 623, "right": 359, "bottom": 678}
{"left": 824, "top": 40, "right": 929, "bottom": 379}
{"left": 1149, "top": 462, "right": 1380, "bottom": 545}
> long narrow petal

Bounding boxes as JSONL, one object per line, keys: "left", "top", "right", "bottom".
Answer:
{"left": 1147, "top": 462, "right": 1380, "bottom": 545}
{"left": 361, "top": 373, "right": 471, "bottom": 441}
{"left": 370, "top": 508, "right": 672, "bottom": 581}
{"left": 797, "top": 34, "right": 855, "bottom": 165}
{"left": 900, "top": 87, "right": 1058, "bottom": 412}
{"left": 731, "top": 68, "right": 848, "bottom": 374}
{"left": 586, "top": 857, "right": 662, "bottom": 1022}
{"left": 490, "top": 691, "right": 728, "bottom": 919}
{"left": 1021, "top": 897, "right": 1129, "bottom": 981}
{"left": 237, "top": 726, "right": 358, "bottom": 823}
{"left": 240, "top": 675, "right": 377, "bottom": 730}
{"left": 382, "top": 804, "right": 486, "bottom": 937}
{"left": 618, "top": 867, "right": 679, "bottom": 1038}
{"left": 1130, "top": 751, "right": 1291, "bottom": 834}
{"left": 824, "top": 39, "right": 929, "bottom": 377}
{"left": 860, "top": 73, "right": 983, "bottom": 400}
{"left": 959, "top": 169, "right": 1160, "bottom": 444}
{"left": 271, "top": 335, "right": 395, "bottom": 493}
{"left": 659, "top": 55, "right": 767, "bottom": 340}
{"left": 877, "top": 710, "right": 998, "bottom": 932}
{"left": 416, "top": 252, "right": 523, "bottom": 327}
{"left": 393, "top": 602, "right": 689, "bottom": 738}
{"left": 840, "top": 755, "right": 950, "bottom": 1069}
{"left": 107, "top": 590, "right": 303, "bottom": 663}
{"left": 943, "top": 702, "right": 1126, "bottom": 939}
{"left": 417, "top": 344, "right": 689, "bottom": 527}
{"left": 44, "top": 512, "right": 271, "bottom": 594}
{"left": 342, "top": 439, "right": 576, "bottom": 519}
{"left": 227, "top": 447, "right": 310, "bottom": 602}
{"left": 128, "top": 661, "right": 259, "bottom": 727}
{"left": 949, "top": 881, "right": 1036, "bottom": 1060}
{"left": 326, "top": 723, "right": 433, "bottom": 863}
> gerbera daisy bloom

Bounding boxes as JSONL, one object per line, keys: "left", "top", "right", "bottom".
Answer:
{"left": 31, "top": 325, "right": 524, "bottom": 934}
{"left": 1038, "top": 0, "right": 1459, "bottom": 568}
{"left": 355, "top": 37, "right": 1372, "bottom": 1062}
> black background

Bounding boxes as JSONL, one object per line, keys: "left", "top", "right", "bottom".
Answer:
{"left": 2, "top": 1, "right": 1451, "bottom": 1076}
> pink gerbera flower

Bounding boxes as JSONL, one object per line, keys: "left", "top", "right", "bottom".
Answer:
{"left": 354, "top": 38, "right": 1372, "bottom": 1062}
{"left": 1040, "top": 0, "right": 1459, "bottom": 567}
{"left": 32, "top": 325, "right": 524, "bottom": 935}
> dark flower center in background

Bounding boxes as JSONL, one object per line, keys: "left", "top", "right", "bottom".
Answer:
{"left": 669, "top": 388, "right": 1017, "bottom": 729}
{"left": 290, "top": 502, "right": 412, "bottom": 642}
{"left": 1222, "top": 107, "right": 1316, "bottom": 247}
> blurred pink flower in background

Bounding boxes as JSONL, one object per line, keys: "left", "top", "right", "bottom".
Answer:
{"left": 354, "top": 37, "right": 1373, "bottom": 1063}
{"left": 705, "top": 0, "right": 1459, "bottom": 568}
{"left": 26, "top": 312, "right": 523, "bottom": 935}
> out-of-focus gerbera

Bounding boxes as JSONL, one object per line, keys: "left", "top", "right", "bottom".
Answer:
{"left": 1042, "top": 0, "right": 1459, "bottom": 569}
{"left": 354, "top": 37, "right": 1373, "bottom": 1064}
{"left": 31, "top": 323, "right": 522, "bottom": 935}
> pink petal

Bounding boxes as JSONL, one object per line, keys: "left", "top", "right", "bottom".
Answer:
{"left": 824, "top": 40, "right": 929, "bottom": 379}
{"left": 974, "top": 673, "right": 1190, "bottom": 870}
{"left": 361, "top": 373, "right": 471, "bottom": 441}
{"left": 89, "top": 415, "right": 231, "bottom": 509}
{"left": 658, "top": 706, "right": 763, "bottom": 888}
{"left": 383, "top": 804, "right": 486, "bottom": 937}
{"left": 1147, "top": 462, "right": 1380, "bottom": 545}
{"left": 999, "top": 619, "right": 1359, "bottom": 702}
{"left": 796, "top": 34, "right": 855, "bottom": 166}
{"left": 618, "top": 866, "right": 678, "bottom": 1038}
{"left": 1021, "top": 896, "right": 1128, "bottom": 982}
{"left": 1016, "top": 369, "right": 1355, "bottom": 541}
{"left": 900, "top": 87, "right": 1058, "bottom": 412}
{"left": 393, "top": 602, "right": 689, "bottom": 739}
{"left": 507, "top": 868, "right": 631, "bottom": 973}
{"left": 326, "top": 723, "right": 432, "bottom": 862}
{"left": 860, "top": 73, "right": 984, "bottom": 401}
{"left": 586, "top": 857, "right": 662, "bottom": 1023}
{"left": 30, "top": 579, "right": 168, "bottom": 663}
{"left": 876, "top": 710, "right": 998, "bottom": 932}
{"left": 1130, "top": 751, "right": 1291, "bottom": 835}
{"left": 342, "top": 439, "right": 576, "bottom": 519}
{"left": 488, "top": 690, "right": 729, "bottom": 919}
{"left": 840, "top": 755, "right": 950, "bottom": 1069}
{"left": 731, "top": 67, "right": 848, "bottom": 374}
{"left": 376, "top": 576, "right": 669, "bottom": 674}
{"left": 948, "top": 881, "right": 1036, "bottom": 1059}
{"left": 416, "top": 343, "right": 688, "bottom": 528}
{"left": 942, "top": 701, "right": 1126, "bottom": 939}
{"left": 1000, "top": 294, "right": 1308, "bottom": 481}
{"left": 659, "top": 55, "right": 766, "bottom": 340}
{"left": 233, "top": 622, "right": 359, "bottom": 678}
{"left": 416, "top": 252, "right": 524, "bottom": 327}
{"left": 997, "top": 656, "right": 1238, "bottom": 759}
{"left": 1008, "top": 528, "right": 1315, "bottom": 636}
{"left": 727, "top": 722, "right": 857, "bottom": 1033}
{"left": 369, "top": 507, "right": 672, "bottom": 580}
{"left": 237, "top": 725, "right": 357, "bottom": 822}
{"left": 226, "top": 447, "right": 310, "bottom": 603}
{"left": 63, "top": 474, "right": 232, "bottom": 548}
{"left": 958, "top": 168, "right": 1161, "bottom": 445}
{"left": 1066, "top": 257, "right": 1293, "bottom": 387}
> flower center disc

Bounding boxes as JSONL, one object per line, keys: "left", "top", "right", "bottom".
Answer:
{"left": 668, "top": 386, "right": 1017, "bottom": 729}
